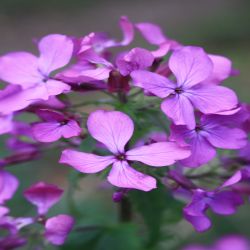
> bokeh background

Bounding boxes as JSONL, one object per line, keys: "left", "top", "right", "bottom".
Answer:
{"left": 0, "top": 0, "right": 250, "bottom": 249}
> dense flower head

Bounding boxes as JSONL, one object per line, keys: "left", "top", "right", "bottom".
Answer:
{"left": 0, "top": 15, "right": 250, "bottom": 249}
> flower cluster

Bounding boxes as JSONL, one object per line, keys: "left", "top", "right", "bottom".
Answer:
{"left": 0, "top": 16, "right": 250, "bottom": 248}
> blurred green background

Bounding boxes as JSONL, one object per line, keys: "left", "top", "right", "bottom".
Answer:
{"left": 0, "top": 0, "right": 250, "bottom": 249}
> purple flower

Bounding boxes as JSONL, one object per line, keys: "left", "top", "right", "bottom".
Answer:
{"left": 24, "top": 182, "right": 63, "bottom": 215}
{"left": 0, "top": 34, "right": 73, "bottom": 114}
{"left": 184, "top": 175, "right": 244, "bottom": 232}
{"left": 44, "top": 214, "right": 74, "bottom": 246}
{"left": 131, "top": 46, "right": 238, "bottom": 129}
{"left": 0, "top": 170, "right": 19, "bottom": 205}
{"left": 169, "top": 114, "right": 247, "bottom": 167}
{"left": 60, "top": 110, "right": 190, "bottom": 191}
{"left": 32, "top": 109, "right": 81, "bottom": 143}
{"left": 116, "top": 48, "right": 154, "bottom": 76}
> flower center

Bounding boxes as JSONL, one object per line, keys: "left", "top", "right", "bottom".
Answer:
{"left": 174, "top": 87, "right": 183, "bottom": 94}
{"left": 116, "top": 153, "right": 126, "bottom": 161}
{"left": 195, "top": 125, "right": 203, "bottom": 132}
{"left": 60, "top": 120, "right": 69, "bottom": 126}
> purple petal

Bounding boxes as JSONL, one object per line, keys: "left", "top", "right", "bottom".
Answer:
{"left": 0, "top": 52, "right": 42, "bottom": 88}
{"left": 0, "top": 170, "right": 19, "bottom": 204}
{"left": 169, "top": 46, "right": 213, "bottom": 88}
{"left": 116, "top": 48, "right": 154, "bottom": 76}
{"left": 108, "top": 161, "right": 156, "bottom": 191}
{"left": 184, "top": 213, "right": 211, "bottom": 232}
{"left": 221, "top": 171, "right": 242, "bottom": 188}
{"left": 161, "top": 95, "right": 196, "bottom": 129}
{"left": 126, "top": 142, "right": 190, "bottom": 167}
{"left": 215, "top": 236, "right": 250, "bottom": 250}
{"left": 183, "top": 190, "right": 211, "bottom": 232}
{"left": 204, "top": 54, "right": 232, "bottom": 84}
{"left": 0, "top": 115, "right": 13, "bottom": 135}
{"left": 44, "top": 214, "right": 74, "bottom": 245}
{"left": 209, "top": 191, "right": 243, "bottom": 215}
{"left": 32, "top": 120, "right": 81, "bottom": 143}
{"left": 151, "top": 42, "right": 170, "bottom": 58}
{"left": 135, "top": 22, "right": 166, "bottom": 45}
{"left": 202, "top": 123, "right": 247, "bottom": 149}
{"left": 117, "top": 16, "right": 134, "bottom": 46}
{"left": 24, "top": 182, "right": 63, "bottom": 215}
{"left": 38, "top": 34, "right": 74, "bottom": 76}
{"left": 187, "top": 84, "right": 238, "bottom": 114}
{"left": 43, "top": 79, "right": 71, "bottom": 97}
{"left": 87, "top": 110, "right": 134, "bottom": 154}
{"left": 170, "top": 125, "right": 216, "bottom": 167}
{"left": 36, "top": 109, "right": 65, "bottom": 122}
{"left": 131, "top": 70, "right": 175, "bottom": 98}
{"left": 57, "top": 63, "right": 111, "bottom": 83}
{"left": 60, "top": 149, "right": 115, "bottom": 173}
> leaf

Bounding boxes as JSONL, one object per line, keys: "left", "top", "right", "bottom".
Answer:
{"left": 96, "top": 223, "right": 142, "bottom": 250}
{"left": 129, "top": 183, "right": 183, "bottom": 249}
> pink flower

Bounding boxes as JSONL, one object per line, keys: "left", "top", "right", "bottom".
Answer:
{"left": 0, "top": 34, "right": 73, "bottom": 114}
{"left": 131, "top": 46, "right": 238, "bottom": 129}
{"left": 32, "top": 109, "right": 81, "bottom": 143}
{"left": 60, "top": 110, "right": 190, "bottom": 191}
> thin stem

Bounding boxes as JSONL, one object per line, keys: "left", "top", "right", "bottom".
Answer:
{"left": 119, "top": 197, "right": 132, "bottom": 222}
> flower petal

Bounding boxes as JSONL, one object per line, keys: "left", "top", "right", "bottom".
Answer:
{"left": 161, "top": 94, "right": 196, "bottom": 129}
{"left": 187, "top": 84, "right": 238, "bottom": 114}
{"left": 38, "top": 34, "right": 74, "bottom": 76}
{"left": 32, "top": 120, "right": 81, "bottom": 143}
{"left": 135, "top": 22, "right": 166, "bottom": 45}
{"left": 44, "top": 214, "right": 74, "bottom": 245}
{"left": 170, "top": 125, "right": 217, "bottom": 167}
{"left": 126, "top": 142, "right": 190, "bottom": 166}
{"left": 108, "top": 161, "right": 156, "bottom": 191}
{"left": 131, "top": 70, "right": 174, "bottom": 98}
{"left": 202, "top": 122, "right": 247, "bottom": 149}
{"left": 118, "top": 16, "right": 134, "bottom": 46}
{"left": 0, "top": 52, "right": 42, "bottom": 88}
{"left": 24, "top": 182, "right": 63, "bottom": 215}
{"left": 44, "top": 79, "right": 71, "bottom": 97}
{"left": 204, "top": 54, "right": 232, "bottom": 84}
{"left": 0, "top": 170, "right": 19, "bottom": 204}
{"left": 116, "top": 48, "right": 154, "bottom": 76}
{"left": 169, "top": 46, "right": 213, "bottom": 88}
{"left": 0, "top": 115, "right": 13, "bottom": 135}
{"left": 209, "top": 191, "right": 243, "bottom": 215}
{"left": 87, "top": 110, "right": 134, "bottom": 154}
{"left": 60, "top": 149, "right": 115, "bottom": 173}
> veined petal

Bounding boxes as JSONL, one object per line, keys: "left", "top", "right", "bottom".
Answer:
{"left": 38, "top": 34, "right": 74, "bottom": 76}
{"left": 0, "top": 115, "right": 13, "bottom": 135}
{"left": 60, "top": 149, "right": 115, "bottom": 173}
{"left": 108, "top": 161, "right": 156, "bottom": 191}
{"left": 161, "top": 94, "right": 196, "bottom": 129}
{"left": 87, "top": 110, "right": 134, "bottom": 154}
{"left": 187, "top": 84, "right": 238, "bottom": 114}
{"left": 0, "top": 52, "right": 42, "bottom": 88}
{"left": 169, "top": 46, "right": 213, "bottom": 88}
{"left": 131, "top": 70, "right": 174, "bottom": 98}
{"left": 180, "top": 134, "right": 216, "bottom": 168}
{"left": 126, "top": 142, "right": 190, "bottom": 167}
{"left": 202, "top": 126, "right": 247, "bottom": 149}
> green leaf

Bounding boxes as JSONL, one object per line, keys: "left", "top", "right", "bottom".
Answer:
{"left": 129, "top": 184, "right": 183, "bottom": 249}
{"left": 96, "top": 223, "right": 142, "bottom": 250}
